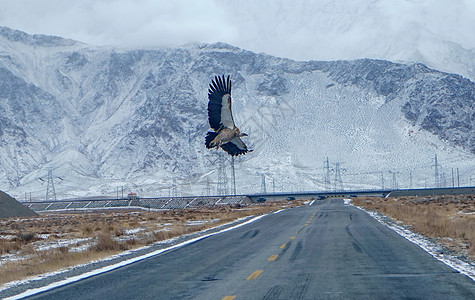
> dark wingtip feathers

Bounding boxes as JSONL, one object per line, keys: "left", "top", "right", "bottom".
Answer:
{"left": 209, "top": 75, "right": 231, "bottom": 96}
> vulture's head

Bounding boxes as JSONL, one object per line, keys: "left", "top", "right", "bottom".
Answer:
{"left": 235, "top": 127, "right": 248, "bottom": 137}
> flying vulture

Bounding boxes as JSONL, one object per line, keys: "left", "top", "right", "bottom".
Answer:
{"left": 205, "top": 75, "right": 251, "bottom": 156}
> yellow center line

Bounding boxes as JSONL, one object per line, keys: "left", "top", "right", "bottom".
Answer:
{"left": 306, "top": 221, "right": 311, "bottom": 223}
{"left": 304, "top": 224, "right": 308, "bottom": 226}
{"left": 222, "top": 296, "right": 236, "bottom": 300}
{"left": 246, "top": 270, "right": 264, "bottom": 280}
{"left": 290, "top": 236, "right": 296, "bottom": 240}
{"left": 267, "top": 254, "right": 279, "bottom": 261}
{"left": 280, "top": 243, "right": 286, "bottom": 249}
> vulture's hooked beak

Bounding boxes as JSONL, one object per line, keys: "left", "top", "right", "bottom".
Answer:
{"left": 241, "top": 133, "right": 248, "bottom": 137}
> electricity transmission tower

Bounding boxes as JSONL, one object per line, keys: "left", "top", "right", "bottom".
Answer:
{"left": 45, "top": 169, "right": 57, "bottom": 201}
{"left": 41, "top": 169, "right": 63, "bottom": 201}
{"left": 172, "top": 178, "right": 178, "bottom": 197}
{"left": 440, "top": 172, "right": 447, "bottom": 187}
{"left": 432, "top": 154, "right": 441, "bottom": 188}
{"left": 332, "top": 162, "right": 344, "bottom": 192}
{"left": 217, "top": 154, "right": 228, "bottom": 195}
{"left": 205, "top": 178, "right": 211, "bottom": 196}
{"left": 261, "top": 174, "right": 267, "bottom": 194}
{"left": 388, "top": 170, "right": 399, "bottom": 190}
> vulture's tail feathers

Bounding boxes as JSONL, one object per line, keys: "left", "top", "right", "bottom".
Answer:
{"left": 205, "top": 131, "right": 218, "bottom": 148}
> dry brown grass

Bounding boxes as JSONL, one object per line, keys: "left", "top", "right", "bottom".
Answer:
{"left": 353, "top": 194, "right": 475, "bottom": 258}
{"left": 0, "top": 201, "right": 303, "bottom": 285}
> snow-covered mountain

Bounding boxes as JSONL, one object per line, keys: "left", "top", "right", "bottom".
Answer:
{"left": 0, "top": 27, "right": 473, "bottom": 200}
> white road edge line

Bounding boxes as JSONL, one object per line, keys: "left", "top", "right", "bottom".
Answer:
{"left": 5, "top": 214, "right": 267, "bottom": 300}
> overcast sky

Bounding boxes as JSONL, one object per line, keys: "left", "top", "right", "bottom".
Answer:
{"left": 1, "top": 0, "right": 474, "bottom": 61}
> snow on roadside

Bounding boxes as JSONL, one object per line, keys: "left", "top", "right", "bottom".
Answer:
{"left": 348, "top": 199, "right": 475, "bottom": 281}
{"left": 33, "top": 238, "right": 92, "bottom": 252}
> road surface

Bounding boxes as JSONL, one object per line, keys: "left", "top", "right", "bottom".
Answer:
{"left": 27, "top": 199, "right": 474, "bottom": 299}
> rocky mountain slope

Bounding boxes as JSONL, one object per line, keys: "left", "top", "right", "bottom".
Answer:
{"left": 0, "top": 27, "right": 473, "bottom": 199}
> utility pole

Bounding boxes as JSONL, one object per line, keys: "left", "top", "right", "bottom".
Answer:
{"left": 451, "top": 168, "right": 455, "bottom": 187}
{"left": 324, "top": 157, "right": 331, "bottom": 191}
{"left": 432, "top": 154, "right": 440, "bottom": 188}
{"left": 272, "top": 179, "right": 276, "bottom": 194}
{"left": 409, "top": 170, "right": 413, "bottom": 189}
{"left": 230, "top": 156, "right": 236, "bottom": 195}
{"left": 456, "top": 168, "right": 460, "bottom": 187}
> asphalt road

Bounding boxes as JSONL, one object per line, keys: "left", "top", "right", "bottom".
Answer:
{"left": 27, "top": 199, "right": 474, "bottom": 299}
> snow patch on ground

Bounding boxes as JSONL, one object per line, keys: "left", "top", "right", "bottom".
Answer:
{"left": 186, "top": 219, "right": 219, "bottom": 226}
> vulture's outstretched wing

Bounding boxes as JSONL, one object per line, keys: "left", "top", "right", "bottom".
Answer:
{"left": 208, "top": 75, "right": 234, "bottom": 131}
{"left": 220, "top": 137, "right": 252, "bottom": 156}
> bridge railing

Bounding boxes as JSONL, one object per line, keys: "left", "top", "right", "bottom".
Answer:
{"left": 24, "top": 196, "right": 252, "bottom": 212}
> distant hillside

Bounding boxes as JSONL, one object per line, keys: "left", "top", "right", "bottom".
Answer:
{"left": 0, "top": 190, "right": 38, "bottom": 218}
